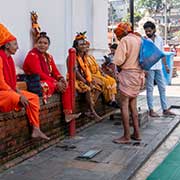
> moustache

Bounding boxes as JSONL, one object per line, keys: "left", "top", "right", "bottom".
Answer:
{"left": 147, "top": 33, "right": 155, "bottom": 38}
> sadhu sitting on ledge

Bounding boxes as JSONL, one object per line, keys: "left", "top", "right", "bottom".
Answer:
{"left": 72, "top": 32, "right": 102, "bottom": 120}
{"left": 0, "top": 23, "right": 49, "bottom": 140}
{"left": 23, "top": 32, "right": 81, "bottom": 123}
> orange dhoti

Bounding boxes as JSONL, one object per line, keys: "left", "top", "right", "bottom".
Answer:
{"left": 0, "top": 90, "right": 40, "bottom": 128}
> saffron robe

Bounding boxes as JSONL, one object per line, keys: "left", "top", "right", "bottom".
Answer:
{"left": 86, "top": 55, "right": 117, "bottom": 102}
{"left": 0, "top": 50, "right": 40, "bottom": 128}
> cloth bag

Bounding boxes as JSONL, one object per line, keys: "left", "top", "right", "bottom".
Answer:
{"left": 25, "top": 74, "right": 42, "bottom": 96}
{"left": 17, "top": 74, "right": 42, "bottom": 96}
{"left": 139, "top": 38, "right": 165, "bottom": 70}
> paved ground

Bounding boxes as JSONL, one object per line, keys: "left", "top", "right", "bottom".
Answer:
{"left": 0, "top": 75, "right": 180, "bottom": 180}
{"left": 132, "top": 74, "right": 180, "bottom": 180}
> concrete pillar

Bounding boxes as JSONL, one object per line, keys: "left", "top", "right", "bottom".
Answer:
{"left": 90, "top": 0, "right": 109, "bottom": 63}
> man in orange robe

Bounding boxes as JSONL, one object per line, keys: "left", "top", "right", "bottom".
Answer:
{"left": 0, "top": 23, "right": 49, "bottom": 140}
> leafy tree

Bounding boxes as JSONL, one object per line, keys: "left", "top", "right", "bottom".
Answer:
{"left": 108, "top": 3, "right": 118, "bottom": 25}
{"left": 136, "top": 0, "right": 180, "bottom": 14}
{"left": 136, "top": 0, "right": 163, "bottom": 14}
{"left": 122, "top": 11, "right": 142, "bottom": 23}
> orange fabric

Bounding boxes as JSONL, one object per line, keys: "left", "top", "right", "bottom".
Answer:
{"left": 0, "top": 90, "right": 20, "bottom": 112}
{"left": 0, "top": 51, "right": 40, "bottom": 128}
{"left": 77, "top": 55, "right": 92, "bottom": 83}
{"left": 21, "top": 90, "right": 40, "bottom": 128}
{"left": 0, "top": 90, "right": 40, "bottom": 128}
{"left": 114, "top": 22, "right": 132, "bottom": 37}
{"left": 0, "top": 24, "right": 16, "bottom": 46}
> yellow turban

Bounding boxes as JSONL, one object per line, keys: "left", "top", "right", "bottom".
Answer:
{"left": 114, "top": 22, "right": 132, "bottom": 37}
{"left": 0, "top": 24, "right": 16, "bottom": 47}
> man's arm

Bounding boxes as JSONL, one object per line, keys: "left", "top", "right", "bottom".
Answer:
{"left": 160, "top": 37, "right": 170, "bottom": 73}
{"left": 162, "top": 56, "right": 170, "bottom": 73}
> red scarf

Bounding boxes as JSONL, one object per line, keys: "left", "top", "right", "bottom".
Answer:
{"left": 30, "top": 48, "right": 52, "bottom": 76}
{"left": 0, "top": 50, "right": 16, "bottom": 90}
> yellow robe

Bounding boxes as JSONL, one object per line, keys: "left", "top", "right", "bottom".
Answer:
{"left": 86, "top": 55, "right": 117, "bottom": 102}
{"left": 75, "top": 55, "right": 103, "bottom": 105}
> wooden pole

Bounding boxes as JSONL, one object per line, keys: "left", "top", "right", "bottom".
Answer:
{"left": 164, "top": 0, "right": 168, "bottom": 45}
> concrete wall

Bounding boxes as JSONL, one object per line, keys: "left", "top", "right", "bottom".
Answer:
{"left": 0, "top": 0, "right": 108, "bottom": 76}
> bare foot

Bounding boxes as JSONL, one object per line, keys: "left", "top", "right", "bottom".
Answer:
{"left": 32, "top": 127, "right": 50, "bottom": 140}
{"left": 84, "top": 111, "right": 102, "bottom": 121}
{"left": 130, "top": 134, "right": 141, "bottom": 141}
{"left": 65, "top": 113, "right": 81, "bottom": 123}
{"left": 112, "top": 136, "right": 131, "bottom": 144}
{"left": 149, "top": 110, "right": 160, "bottom": 117}
{"left": 84, "top": 111, "right": 94, "bottom": 118}
{"left": 92, "top": 110, "right": 102, "bottom": 122}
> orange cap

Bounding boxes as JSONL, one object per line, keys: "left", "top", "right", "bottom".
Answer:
{"left": 114, "top": 22, "right": 132, "bottom": 37}
{"left": 0, "top": 24, "right": 16, "bottom": 47}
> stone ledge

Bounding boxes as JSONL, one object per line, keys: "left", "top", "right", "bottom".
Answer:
{"left": 0, "top": 93, "right": 117, "bottom": 170}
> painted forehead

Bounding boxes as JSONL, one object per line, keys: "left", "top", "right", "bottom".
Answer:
{"left": 77, "top": 39, "right": 86, "bottom": 45}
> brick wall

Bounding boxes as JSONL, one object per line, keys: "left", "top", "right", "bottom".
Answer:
{"left": 0, "top": 93, "right": 116, "bottom": 171}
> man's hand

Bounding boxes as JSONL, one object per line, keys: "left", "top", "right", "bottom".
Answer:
{"left": 57, "top": 78, "right": 67, "bottom": 93}
{"left": 20, "top": 95, "right": 29, "bottom": 108}
{"left": 89, "top": 82, "right": 94, "bottom": 89}
{"left": 165, "top": 65, "right": 170, "bottom": 74}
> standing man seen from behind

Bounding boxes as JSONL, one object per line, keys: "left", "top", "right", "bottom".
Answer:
{"left": 143, "top": 21, "right": 175, "bottom": 117}
{"left": 113, "top": 22, "right": 145, "bottom": 144}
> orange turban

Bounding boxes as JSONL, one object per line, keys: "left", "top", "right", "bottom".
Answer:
{"left": 0, "top": 24, "right": 16, "bottom": 47}
{"left": 114, "top": 22, "right": 132, "bottom": 37}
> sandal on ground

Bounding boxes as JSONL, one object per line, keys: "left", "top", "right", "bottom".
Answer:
{"left": 149, "top": 110, "right": 160, "bottom": 117}
{"left": 130, "top": 134, "right": 141, "bottom": 141}
{"left": 163, "top": 109, "right": 176, "bottom": 116}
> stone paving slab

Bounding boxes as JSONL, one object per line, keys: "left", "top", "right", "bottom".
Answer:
{"left": 112, "top": 116, "right": 180, "bottom": 180}
{"left": 0, "top": 96, "right": 179, "bottom": 180}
